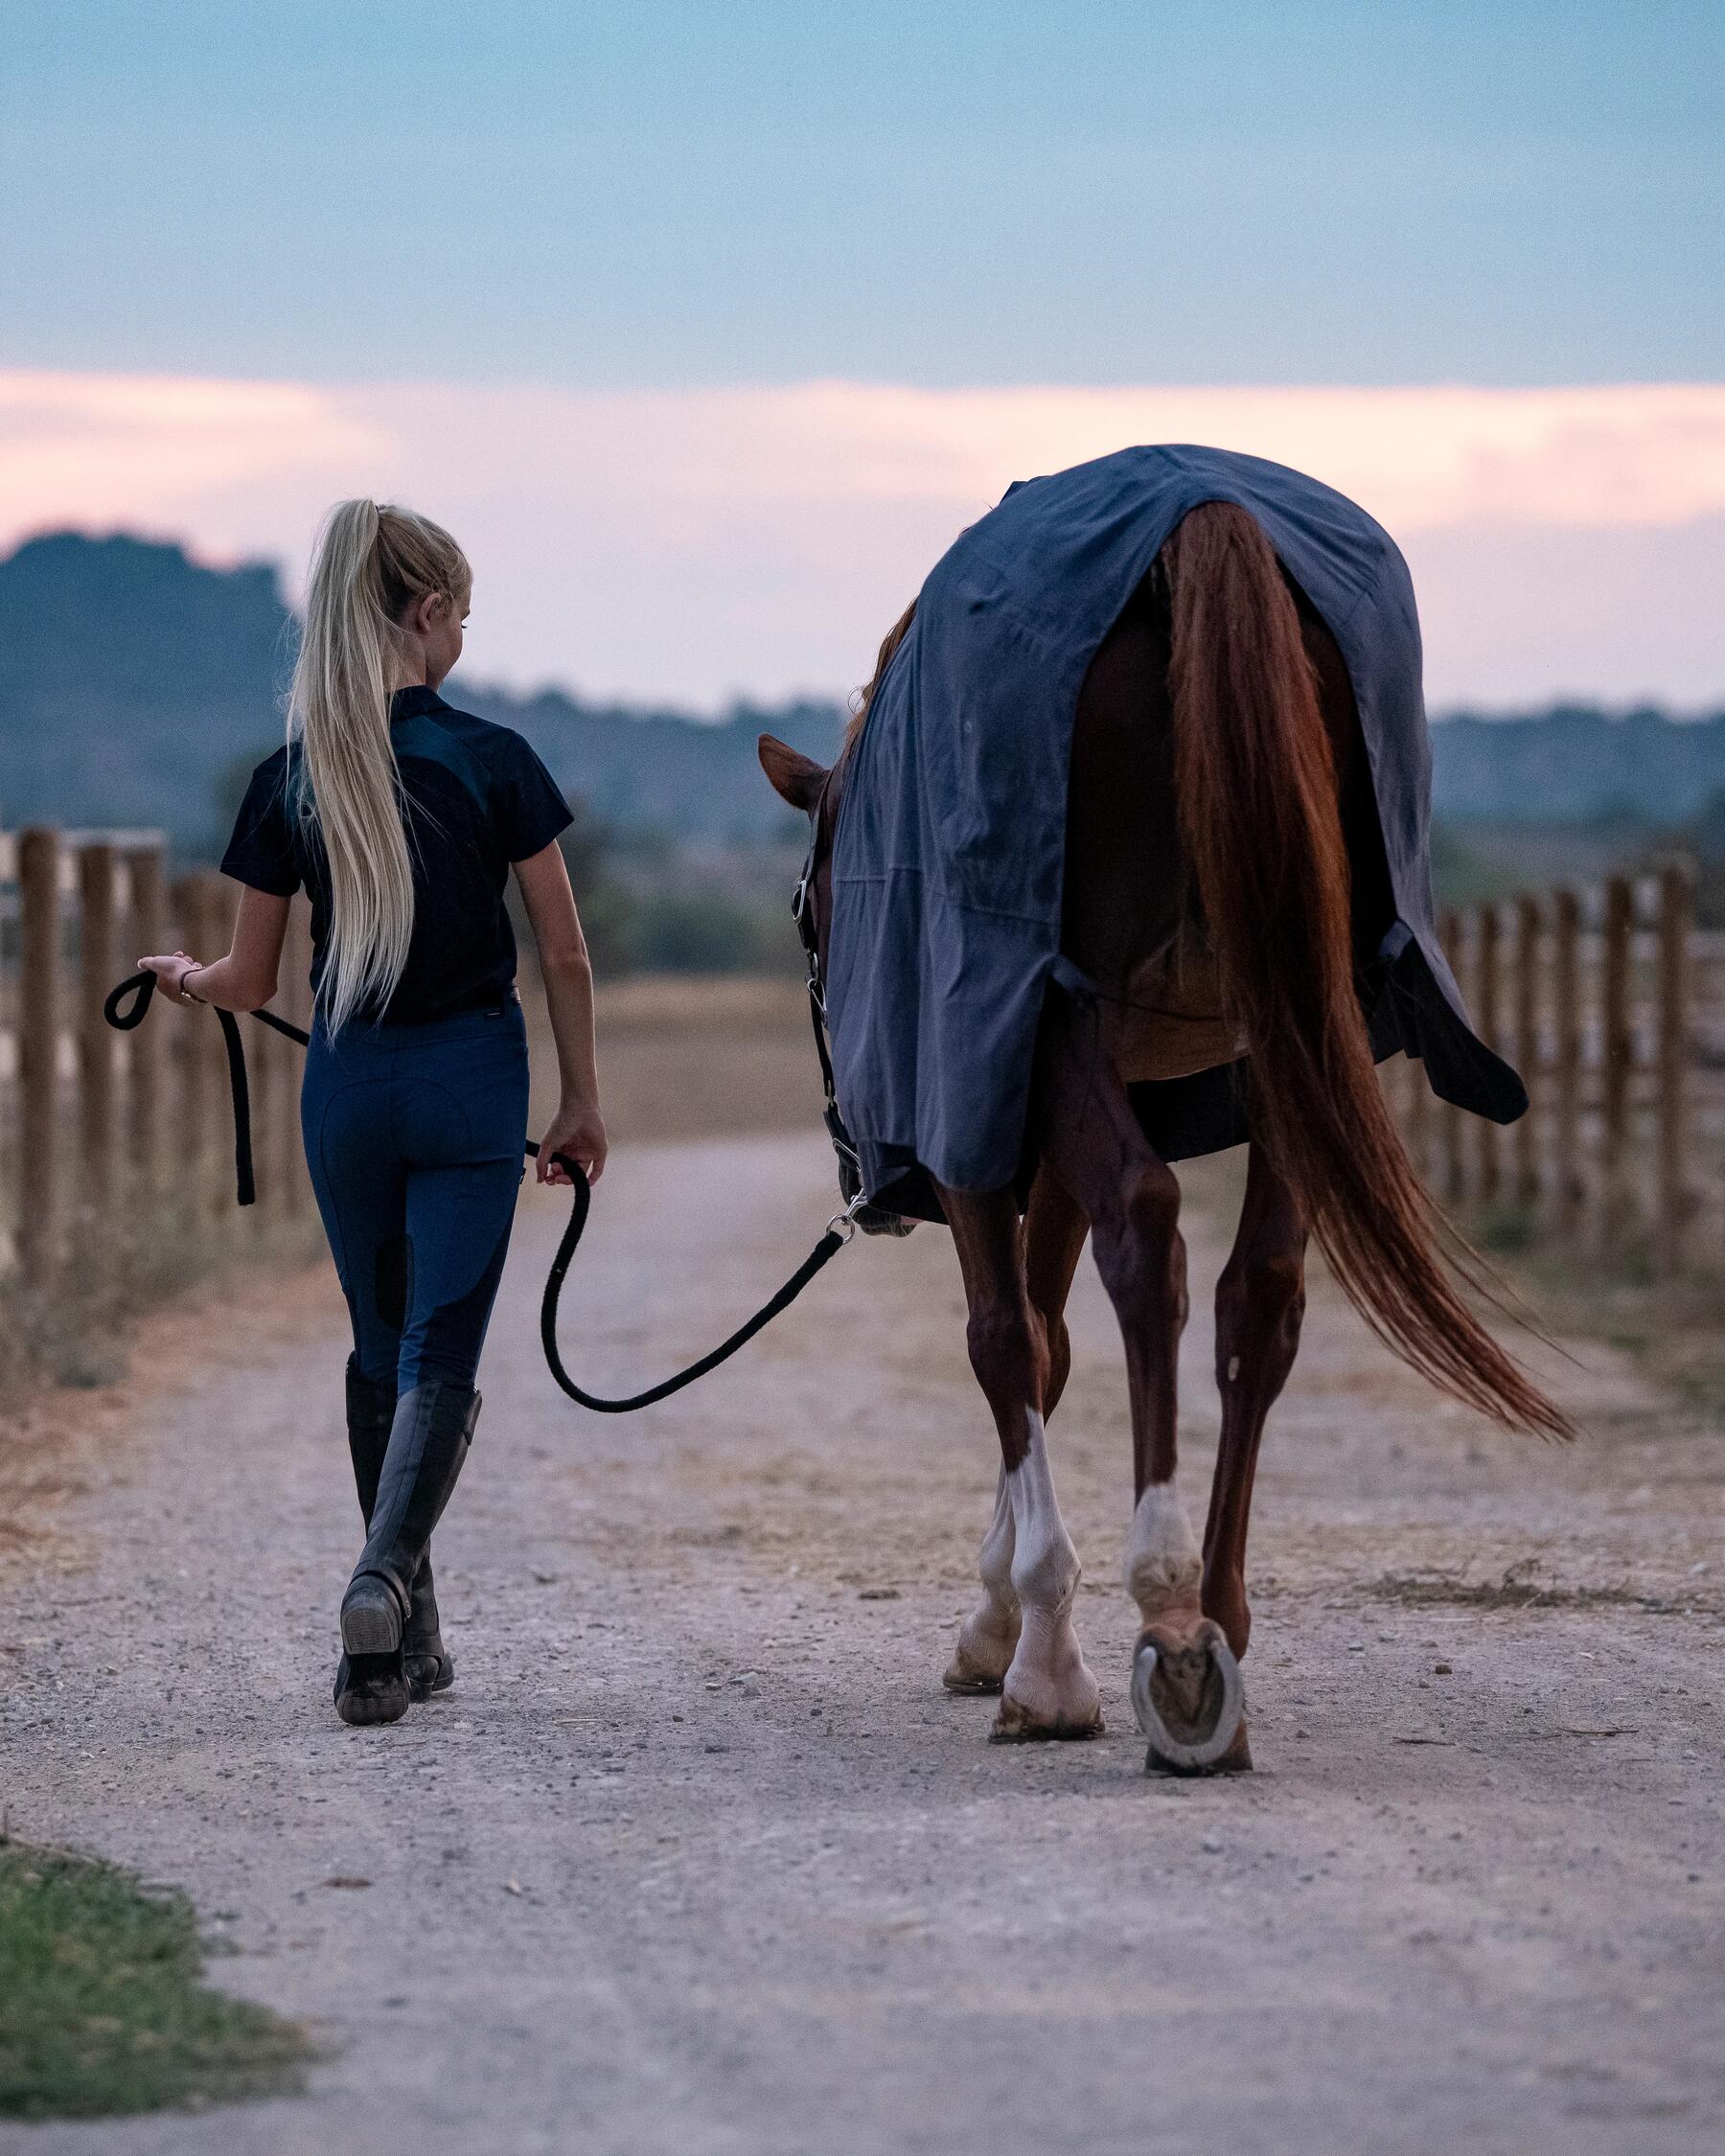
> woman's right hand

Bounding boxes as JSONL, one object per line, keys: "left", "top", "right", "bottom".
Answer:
{"left": 538, "top": 1100, "right": 609, "bottom": 1187}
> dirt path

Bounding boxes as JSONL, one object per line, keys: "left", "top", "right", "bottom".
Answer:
{"left": 6, "top": 1134, "right": 1724, "bottom": 2154}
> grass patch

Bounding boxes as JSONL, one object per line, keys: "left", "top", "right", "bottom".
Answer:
{"left": 1472, "top": 1203, "right": 1538, "bottom": 1255}
{"left": 0, "top": 1840, "right": 311, "bottom": 2122}
{"left": 1371, "top": 1562, "right": 1691, "bottom": 1616}
{"left": 0, "top": 1200, "right": 323, "bottom": 1399}
{"left": 1454, "top": 1227, "right": 1725, "bottom": 1430}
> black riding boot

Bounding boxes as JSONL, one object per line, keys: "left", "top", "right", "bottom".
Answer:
{"left": 335, "top": 1379, "right": 480, "bottom": 1728}
{"left": 337, "top": 1360, "right": 454, "bottom": 1708}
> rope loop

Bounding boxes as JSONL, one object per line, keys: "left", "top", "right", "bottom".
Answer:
{"left": 104, "top": 970, "right": 157, "bottom": 1031}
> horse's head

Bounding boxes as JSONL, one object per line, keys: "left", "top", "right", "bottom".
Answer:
{"left": 758, "top": 598, "right": 916, "bottom": 986}
{"left": 758, "top": 732, "right": 839, "bottom": 978}
{"left": 757, "top": 726, "right": 914, "bottom": 1238}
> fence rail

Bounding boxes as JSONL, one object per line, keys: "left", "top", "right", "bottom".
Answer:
{"left": 2, "top": 826, "right": 1718, "bottom": 1348}
{"left": 1388, "top": 865, "right": 1708, "bottom": 1274}
{"left": 2, "top": 827, "right": 316, "bottom": 1326}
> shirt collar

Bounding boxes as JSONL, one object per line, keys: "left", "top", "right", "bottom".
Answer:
{"left": 389, "top": 684, "right": 448, "bottom": 722}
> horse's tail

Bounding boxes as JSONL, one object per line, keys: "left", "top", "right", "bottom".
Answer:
{"left": 1163, "top": 501, "right": 1571, "bottom": 1439}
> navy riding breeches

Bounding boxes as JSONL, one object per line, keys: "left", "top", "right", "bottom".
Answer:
{"left": 302, "top": 1001, "right": 530, "bottom": 1392}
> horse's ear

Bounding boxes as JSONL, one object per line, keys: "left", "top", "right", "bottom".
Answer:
{"left": 757, "top": 734, "right": 829, "bottom": 814}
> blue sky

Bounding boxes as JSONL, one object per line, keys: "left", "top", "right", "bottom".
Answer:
{"left": 6, "top": 0, "right": 1720, "bottom": 387}
{"left": 5, "top": 3, "right": 1723, "bottom": 705}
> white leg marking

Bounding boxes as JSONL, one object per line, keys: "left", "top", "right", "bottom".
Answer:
{"left": 1007, "top": 1413, "right": 1080, "bottom": 1616}
{"left": 946, "top": 1468, "right": 1021, "bottom": 1687}
{"left": 999, "top": 1413, "right": 1099, "bottom": 1731}
{"left": 1123, "top": 1479, "right": 1204, "bottom": 1625}
{"left": 978, "top": 1465, "right": 1018, "bottom": 1618}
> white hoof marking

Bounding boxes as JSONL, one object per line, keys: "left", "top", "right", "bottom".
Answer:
{"left": 1122, "top": 1480, "right": 1203, "bottom": 1621}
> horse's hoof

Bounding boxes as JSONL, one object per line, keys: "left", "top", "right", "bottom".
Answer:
{"left": 990, "top": 1690, "right": 1105, "bottom": 1743}
{"left": 943, "top": 1615, "right": 1018, "bottom": 1696}
{"left": 1147, "top": 1719, "right": 1254, "bottom": 1776}
{"left": 943, "top": 1638, "right": 1009, "bottom": 1695}
{"left": 1131, "top": 1617, "right": 1244, "bottom": 1774}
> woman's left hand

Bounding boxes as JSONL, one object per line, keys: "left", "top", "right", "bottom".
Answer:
{"left": 538, "top": 1100, "right": 609, "bottom": 1186}
{"left": 139, "top": 952, "right": 202, "bottom": 1004}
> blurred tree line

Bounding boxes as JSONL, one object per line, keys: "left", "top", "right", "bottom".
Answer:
{"left": 557, "top": 800, "right": 800, "bottom": 976}
{"left": 212, "top": 754, "right": 801, "bottom": 978}
{"left": 559, "top": 799, "right": 804, "bottom": 976}
{"left": 1431, "top": 794, "right": 1725, "bottom": 929}
{"left": 219, "top": 743, "right": 1725, "bottom": 976}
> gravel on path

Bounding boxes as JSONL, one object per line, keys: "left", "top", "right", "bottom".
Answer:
{"left": 5, "top": 1134, "right": 1723, "bottom": 2155}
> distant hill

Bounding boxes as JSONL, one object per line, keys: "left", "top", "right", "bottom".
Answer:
{"left": 0, "top": 532, "right": 840, "bottom": 855}
{"left": 2, "top": 530, "right": 1722, "bottom": 854}
{"left": 0, "top": 532, "right": 297, "bottom": 851}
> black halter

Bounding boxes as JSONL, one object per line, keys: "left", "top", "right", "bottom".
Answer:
{"left": 793, "top": 790, "right": 915, "bottom": 1239}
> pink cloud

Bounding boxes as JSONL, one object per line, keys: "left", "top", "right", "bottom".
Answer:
{"left": 3, "top": 371, "right": 1722, "bottom": 705}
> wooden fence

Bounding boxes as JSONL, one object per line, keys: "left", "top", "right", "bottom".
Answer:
{"left": 2, "top": 822, "right": 1718, "bottom": 1332}
{"left": 1385, "top": 865, "right": 1710, "bottom": 1274}
{"left": 1, "top": 826, "right": 316, "bottom": 1318}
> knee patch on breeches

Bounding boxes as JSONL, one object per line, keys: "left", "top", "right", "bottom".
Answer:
{"left": 375, "top": 1234, "right": 410, "bottom": 1335}
{"left": 402, "top": 1218, "right": 514, "bottom": 1391}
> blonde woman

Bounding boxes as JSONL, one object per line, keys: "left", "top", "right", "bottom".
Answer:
{"left": 142, "top": 501, "right": 607, "bottom": 1727}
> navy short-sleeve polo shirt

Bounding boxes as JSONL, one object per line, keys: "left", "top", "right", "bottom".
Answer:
{"left": 221, "top": 685, "right": 573, "bottom": 1024}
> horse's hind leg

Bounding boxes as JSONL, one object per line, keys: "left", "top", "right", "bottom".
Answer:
{"left": 1203, "top": 1138, "right": 1307, "bottom": 1670}
{"left": 944, "top": 1172, "right": 1089, "bottom": 1696}
{"left": 1026, "top": 1169, "right": 1090, "bottom": 1419}
{"left": 1035, "top": 996, "right": 1245, "bottom": 1774}
{"left": 937, "top": 1181, "right": 1101, "bottom": 1740}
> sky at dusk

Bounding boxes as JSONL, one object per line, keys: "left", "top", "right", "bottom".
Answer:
{"left": 4, "top": 1, "right": 1721, "bottom": 707}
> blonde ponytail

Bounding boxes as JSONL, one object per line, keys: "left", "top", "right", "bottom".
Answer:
{"left": 288, "top": 499, "right": 470, "bottom": 1031}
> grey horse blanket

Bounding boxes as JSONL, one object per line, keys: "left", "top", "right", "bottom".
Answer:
{"left": 824, "top": 444, "right": 1526, "bottom": 1223}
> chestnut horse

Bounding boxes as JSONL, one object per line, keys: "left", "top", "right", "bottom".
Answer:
{"left": 760, "top": 501, "right": 1567, "bottom": 1774}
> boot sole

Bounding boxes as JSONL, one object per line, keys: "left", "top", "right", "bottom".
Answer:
{"left": 341, "top": 1589, "right": 403, "bottom": 1658}
{"left": 333, "top": 1649, "right": 409, "bottom": 1727}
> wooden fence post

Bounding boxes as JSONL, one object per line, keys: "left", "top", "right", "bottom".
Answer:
{"left": 1514, "top": 895, "right": 1541, "bottom": 1204}
{"left": 78, "top": 846, "right": 118, "bottom": 1257}
{"left": 1656, "top": 862, "right": 1691, "bottom": 1277}
{"left": 126, "top": 844, "right": 167, "bottom": 1206}
{"left": 1438, "top": 908, "right": 1465, "bottom": 1204}
{"left": 17, "top": 829, "right": 60, "bottom": 1291}
{"left": 1552, "top": 888, "right": 1581, "bottom": 1231}
{"left": 1599, "top": 876, "right": 1634, "bottom": 1257}
{"left": 1475, "top": 902, "right": 1501, "bottom": 1206}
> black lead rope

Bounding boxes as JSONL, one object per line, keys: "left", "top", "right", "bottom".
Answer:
{"left": 103, "top": 971, "right": 851, "bottom": 1413}
{"left": 532, "top": 1156, "right": 847, "bottom": 1412}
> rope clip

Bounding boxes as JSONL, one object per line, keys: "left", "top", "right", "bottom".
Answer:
{"left": 826, "top": 1191, "right": 869, "bottom": 1244}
